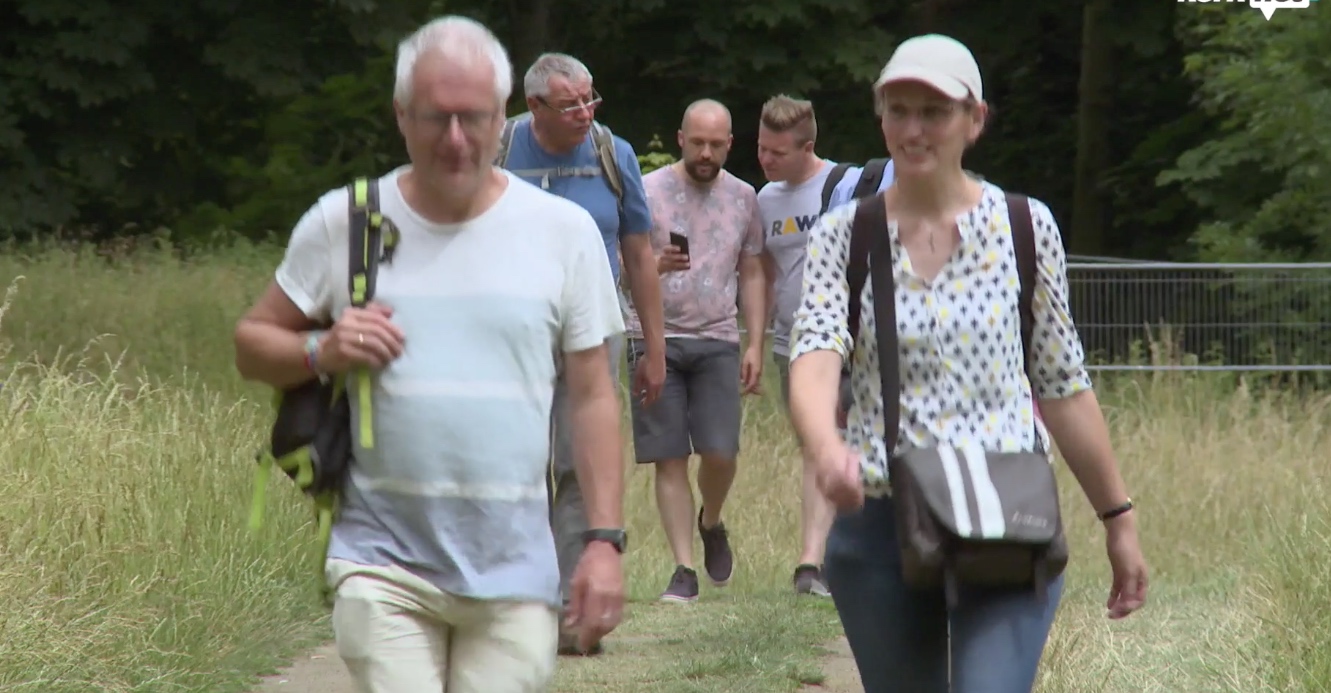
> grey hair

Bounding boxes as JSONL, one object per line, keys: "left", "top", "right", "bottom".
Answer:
{"left": 393, "top": 16, "right": 513, "bottom": 107}
{"left": 522, "top": 53, "right": 592, "bottom": 99}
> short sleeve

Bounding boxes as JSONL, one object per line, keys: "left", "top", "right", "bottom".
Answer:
{"left": 274, "top": 200, "right": 336, "bottom": 323}
{"left": 789, "top": 201, "right": 858, "bottom": 363}
{"left": 614, "top": 137, "right": 653, "bottom": 237}
{"left": 741, "top": 186, "right": 764, "bottom": 256}
{"left": 561, "top": 208, "right": 627, "bottom": 352}
{"left": 1025, "top": 197, "right": 1093, "bottom": 399}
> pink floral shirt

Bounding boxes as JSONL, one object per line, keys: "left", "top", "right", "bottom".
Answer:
{"left": 625, "top": 165, "right": 765, "bottom": 343}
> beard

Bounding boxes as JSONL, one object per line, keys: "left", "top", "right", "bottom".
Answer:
{"left": 683, "top": 159, "right": 721, "bottom": 183}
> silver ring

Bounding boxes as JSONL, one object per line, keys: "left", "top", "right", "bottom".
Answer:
{"left": 358, "top": 333, "right": 365, "bottom": 344}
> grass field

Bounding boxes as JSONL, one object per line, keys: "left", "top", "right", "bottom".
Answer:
{"left": 4, "top": 239, "right": 1331, "bottom": 692}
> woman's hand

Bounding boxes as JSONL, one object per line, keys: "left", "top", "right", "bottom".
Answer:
{"left": 811, "top": 438, "right": 864, "bottom": 512}
{"left": 1103, "top": 515, "right": 1148, "bottom": 619}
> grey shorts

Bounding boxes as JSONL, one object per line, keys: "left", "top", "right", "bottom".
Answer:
{"left": 627, "top": 337, "right": 741, "bottom": 462}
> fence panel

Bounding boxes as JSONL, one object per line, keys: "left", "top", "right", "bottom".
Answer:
{"left": 1066, "top": 262, "right": 1331, "bottom": 371}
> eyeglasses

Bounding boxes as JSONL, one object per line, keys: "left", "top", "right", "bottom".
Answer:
{"left": 539, "top": 89, "right": 603, "bottom": 115}
{"left": 409, "top": 109, "right": 498, "bottom": 137}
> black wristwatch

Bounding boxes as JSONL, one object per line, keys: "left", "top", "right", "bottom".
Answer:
{"left": 582, "top": 528, "right": 627, "bottom": 553}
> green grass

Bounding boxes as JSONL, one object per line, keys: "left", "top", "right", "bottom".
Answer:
{"left": 3, "top": 239, "right": 1331, "bottom": 692}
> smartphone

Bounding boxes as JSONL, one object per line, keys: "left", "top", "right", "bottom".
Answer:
{"left": 669, "top": 231, "right": 690, "bottom": 257}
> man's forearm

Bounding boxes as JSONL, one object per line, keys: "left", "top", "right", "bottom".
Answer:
{"left": 760, "top": 253, "right": 778, "bottom": 329}
{"left": 625, "top": 245, "right": 666, "bottom": 353}
{"left": 1039, "top": 389, "right": 1133, "bottom": 516}
{"left": 570, "top": 387, "right": 626, "bottom": 529}
{"left": 739, "top": 267, "right": 767, "bottom": 352}
{"left": 235, "top": 321, "right": 317, "bottom": 389}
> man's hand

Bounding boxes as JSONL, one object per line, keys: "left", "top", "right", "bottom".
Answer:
{"left": 632, "top": 348, "right": 666, "bottom": 406}
{"left": 317, "top": 302, "right": 405, "bottom": 372}
{"left": 811, "top": 438, "right": 864, "bottom": 512}
{"left": 740, "top": 346, "right": 763, "bottom": 395}
{"left": 564, "top": 541, "right": 625, "bottom": 652}
{"left": 657, "top": 246, "right": 690, "bottom": 273}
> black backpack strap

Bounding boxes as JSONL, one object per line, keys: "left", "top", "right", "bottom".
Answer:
{"left": 853, "top": 157, "right": 891, "bottom": 199}
{"left": 347, "top": 177, "right": 382, "bottom": 309}
{"left": 820, "top": 162, "right": 854, "bottom": 214}
{"left": 346, "top": 176, "right": 391, "bottom": 448}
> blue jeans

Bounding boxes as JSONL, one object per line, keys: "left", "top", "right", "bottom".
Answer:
{"left": 824, "top": 496, "right": 1063, "bottom": 693}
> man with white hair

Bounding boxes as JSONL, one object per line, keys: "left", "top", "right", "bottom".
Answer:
{"left": 233, "top": 16, "right": 627, "bottom": 692}
{"left": 497, "top": 51, "right": 665, "bottom": 657}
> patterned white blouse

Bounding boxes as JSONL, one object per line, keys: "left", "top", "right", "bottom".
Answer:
{"left": 789, "top": 182, "right": 1093, "bottom": 496}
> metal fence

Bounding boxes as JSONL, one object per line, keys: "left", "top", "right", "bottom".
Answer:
{"left": 1065, "top": 262, "right": 1331, "bottom": 372}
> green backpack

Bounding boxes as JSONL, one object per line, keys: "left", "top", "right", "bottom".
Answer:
{"left": 248, "top": 176, "right": 399, "bottom": 599}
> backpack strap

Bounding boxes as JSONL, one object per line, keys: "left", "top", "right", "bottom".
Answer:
{"left": 590, "top": 121, "right": 624, "bottom": 206}
{"left": 347, "top": 176, "right": 399, "bottom": 450}
{"left": 853, "top": 158, "right": 892, "bottom": 199}
{"left": 495, "top": 115, "right": 624, "bottom": 209}
{"left": 820, "top": 162, "right": 854, "bottom": 214}
{"left": 495, "top": 114, "right": 525, "bottom": 169}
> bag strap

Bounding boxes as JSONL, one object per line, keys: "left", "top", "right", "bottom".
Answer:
{"left": 1007, "top": 193, "right": 1037, "bottom": 371}
{"left": 845, "top": 193, "right": 883, "bottom": 358}
{"left": 859, "top": 191, "right": 1040, "bottom": 455}
{"left": 820, "top": 162, "right": 853, "bottom": 214}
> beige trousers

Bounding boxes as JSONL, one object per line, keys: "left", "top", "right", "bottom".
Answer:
{"left": 327, "top": 559, "right": 559, "bottom": 693}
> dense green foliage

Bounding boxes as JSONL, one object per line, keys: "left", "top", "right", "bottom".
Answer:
{"left": 4, "top": 0, "right": 1328, "bottom": 262}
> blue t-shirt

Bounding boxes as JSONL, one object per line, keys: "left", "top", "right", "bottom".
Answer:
{"left": 501, "top": 119, "right": 653, "bottom": 282}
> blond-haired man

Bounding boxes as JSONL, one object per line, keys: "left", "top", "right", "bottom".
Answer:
{"left": 755, "top": 94, "right": 838, "bottom": 597}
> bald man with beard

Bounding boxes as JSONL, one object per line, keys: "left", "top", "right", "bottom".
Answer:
{"left": 622, "top": 99, "right": 767, "bottom": 603}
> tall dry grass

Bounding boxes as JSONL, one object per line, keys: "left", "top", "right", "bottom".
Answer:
{"left": 2, "top": 240, "right": 1330, "bottom": 692}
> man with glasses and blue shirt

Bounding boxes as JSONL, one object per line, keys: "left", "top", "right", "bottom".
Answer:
{"left": 496, "top": 51, "right": 667, "bottom": 658}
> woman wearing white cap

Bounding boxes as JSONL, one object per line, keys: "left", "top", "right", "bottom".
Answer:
{"left": 786, "top": 34, "right": 1149, "bottom": 691}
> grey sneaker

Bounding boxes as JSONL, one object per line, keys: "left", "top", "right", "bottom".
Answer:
{"left": 698, "top": 508, "right": 734, "bottom": 586}
{"left": 793, "top": 564, "right": 831, "bottom": 597}
{"left": 660, "top": 565, "right": 699, "bottom": 603}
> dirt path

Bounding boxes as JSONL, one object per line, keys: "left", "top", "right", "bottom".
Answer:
{"left": 251, "top": 637, "right": 862, "bottom": 692}
{"left": 802, "top": 637, "right": 861, "bottom": 692}
{"left": 251, "top": 643, "right": 345, "bottom": 693}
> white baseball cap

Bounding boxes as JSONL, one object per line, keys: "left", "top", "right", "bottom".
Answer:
{"left": 873, "top": 34, "right": 983, "bottom": 102}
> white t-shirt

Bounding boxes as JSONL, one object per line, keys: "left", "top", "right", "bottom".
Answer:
{"left": 274, "top": 165, "right": 624, "bottom": 608}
